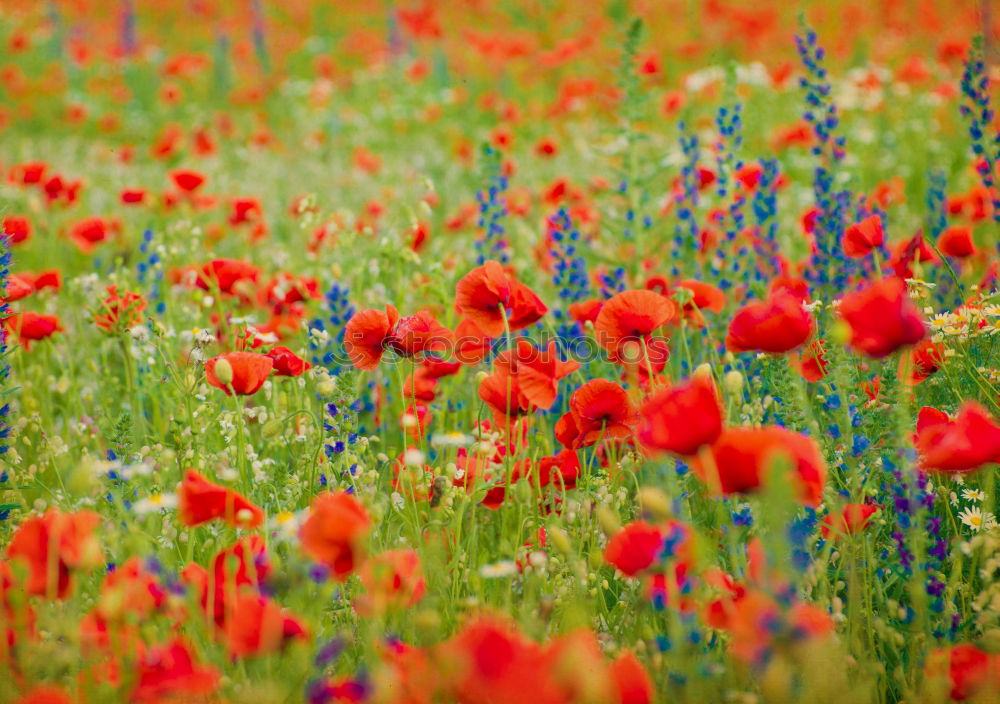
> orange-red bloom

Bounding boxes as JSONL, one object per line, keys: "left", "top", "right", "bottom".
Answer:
{"left": 344, "top": 305, "right": 452, "bottom": 370}
{"left": 841, "top": 215, "right": 884, "bottom": 257}
{"left": 266, "top": 345, "right": 311, "bottom": 376}
{"left": 299, "top": 491, "right": 371, "bottom": 580}
{"left": 604, "top": 522, "right": 662, "bottom": 576}
{"left": 937, "top": 225, "right": 976, "bottom": 258}
{"left": 4, "top": 312, "right": 61, "bottom": 349}
{"left": 355, "top": 548, "right": 426, "bottom": 615}
{"left": 68, "top": 216, "right": 115, "bottom": 253}
{"left": 565, "top": 379, "right": 638, "bottom": 448}
{"left": 594, "top": 289, "right": 676, "bottom": 358}
{"left": 131, "top": 638, "right": 220, "bottom": 703}
{"left": 6, "top": 509, "right": 102, "bottom": 598}
{"left": 916, "top": 402, "right": 1000, "bottom": 473}
{"left": 726, "top": 293, "right": 813, "bottom": 353}
{"left": 609, "top": 651, "right": 655, "bottom": 704}
{"left": 3, "top": 215, "right": 30, "bottom": 244}
{"left": 170, "top": 168, "right": 206, "bottom": 192}
{"left": 639, "top": 374, "right": 723, "bottom": 456}
{"left": 178, "top": 469, "right": 264, "bottom": 528}
{"left": 694, "top": 426, "right": 827, "bottom": 505}
{"left": 94, "top": 285, "right": 147, "bottom": 332}
{"left": 821, "top": 503, "right": 878, "bottom": 539}
{"left": 455, "top": 261, "right": 547, "bottom": 337}
{"left": 925, "top": 644, "right": 1000, "bottom": 702}
{"left": 222, "top": 592, "right": 308, "bottom": 658}
{"left": 838, "top": 278, "right": 926, "bottom": 358}
{"left": 205, "top": 351, "right": 273, "bottom": 395}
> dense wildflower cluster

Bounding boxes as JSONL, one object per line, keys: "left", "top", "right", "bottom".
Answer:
{"left": 0, "top": 2, "right": 998, "bottom": 704}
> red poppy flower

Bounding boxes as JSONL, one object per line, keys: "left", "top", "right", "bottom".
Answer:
{"left": 609, "top": 651, "right": 654, "bottom": 704}
{"left": 120, "top": 188, "right": 147, "bottom": 205}
{"left": 454, "top": 317, "right": 494, "bottom": 365}
{"left": 639, "top": 374, "right": 723, "bottom": 456}
{"left": 901, "top": 339, "right": 945, "bottom": 385}
{"left": 479, "top": 367, "right": 530, "bottom": 429}
{"left": 821, "top": 503, "right": 878, "bottom": 539}
{"left": 890, "top": 231, "right": 939, "bottom": 278}
{"left": 493, "top": 338, "right": 579, "bottom": 410}
{"left": 68, "top": 216, "right": 114, "bottom": 253}
{"left": 937, "top": 225, "right": 976, "bottom": 258}
{"left": 4, "top": 274, "right": 34, "bottom": 302}
{"left": 97, "top": 556, "right": 167, "bottom": 620}
{"left": 24, "top": 269, "right": 62, "bottom": 292}
{"left": 838, "top": 278, "right": 925, "bottom": 358}
{"left": 421, "top": 355, "right": 462, "bottom": 378}
{"left": 195, "top": 258, "right": 259, "bottom": 297}
{"left": 790, "top": 339, "right": 829, "bottom": 382}
{"left": 94, "top": 285, "right": 147, "bottom": 332}
{"left": 535, "top": 136, "right": 558, "bottom": 157}
{"left": 455, "top": 261, "right": 547, "bottom": 337}
{"left": 178, "top": 469, "right": 264, "bottom": 528}
{"left": 594, "top": 289, "right": 676, "bottom": 358}
{"left": 568, "top": 298, "right": 604, "bottom": 324}
{"left": 566, "top": 379, "right": 638, "bottom": 448}
{"left": 259, "top": 272, "right": 320, "bottom": 310}
{"left": 205, "top": 351, "right": 273, "bottom": 395}
{"left": 229, "top": 197, "right": 263, "bottom": 226}
{"left": 603, "top": 521, "right": 662, "bottom": 576}
{"left": 841, "top": 215, "right": 884, "bottom": 257}
{"left": 345, "top": 305, "right": 451, "bottom": 371}
{"left": 355, "top": 548, "right": 427, "bottom": 616}
{"left": 131, "top": 638, "right": 220, "bottom": 703}
{"left": 13, "top": 688, "right": 74, "bottom": 704}
{"left": 389, "top": 310, "right": 453, "bottom": 358}
{"left": 183, "top": 536, "right": 271, "bottom": 627}
{"left": 726, "top": 293, "right": 813, "bottom": 353}
{"left": 925, "top": 645, "right": 1000, "bottom": 702}
{"left": 402, "top": 366, "right": 438, "bottom": 402}
{"left": 299, "top": 491, "right": 371, "bottom": 580}
{"left": 693, "top": 426, "right": 827, "bottom": 505}
{"left": 2, "top": 215, "right": 30, "bottom": 244}
{"left": 4, "top": 312, "right": 62, "bottom": 349}
{"left": 6, "top": 509, "right": 103, "bottom": 598}
{"left": 675, "top": 279, "right": 726, "bottom": 317}
{"left": 266, "top": 345, "right": 311, "bottom": 376}
{"left": 518, "top": 449, "right": 580, "bottom": 490}
{"left": 222, "top": 592, "right": 308, "bottom": 658}
{"left": 170, "top": 168, "right": 206, "bottom": 192}
{"left": 769, "top": 275, "right": 810, "bottom": 301}
{"left": 916, "top": 402, "right": 1000, "bottom": 473}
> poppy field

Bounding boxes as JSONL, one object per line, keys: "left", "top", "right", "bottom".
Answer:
{"left": 2, "top": 1, "right": 1000, "bottom": 702}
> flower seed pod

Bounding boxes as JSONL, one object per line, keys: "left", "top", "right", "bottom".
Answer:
{"left": 213, "top": 358, "right": 234, "bottom": 386}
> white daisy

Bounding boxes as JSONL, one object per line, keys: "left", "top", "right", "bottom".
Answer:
{"left": 133, "top": 492, "right": 178, "bottom": 515}
{"left": 958, "top": 506, "right": 996, "bottom": 533}
{"left": 961, "top": 489, "right": 986, "bottom": 502}
{"left": 479, "top": 560, "right": 518, "bottom": 578}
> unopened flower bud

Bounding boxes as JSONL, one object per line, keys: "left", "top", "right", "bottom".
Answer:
{"left": 213, "top": 358, "right": 234, "bottom": 386}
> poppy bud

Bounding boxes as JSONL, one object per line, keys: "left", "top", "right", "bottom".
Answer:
{"left": 830, "top": 319, "right": 851, "bottom": 346}
{"left": 514, "top": 479, "right": 532, "bottom": 504}
{"left": 262, "top": 419, "right": 282, "bottom": 438}
{"left": 693, "top": 362, "right": 713, "bottom": 379}
{"left": 317, "top": 379, "right": 335, "bottom": 395}
{"left": 414, "top": 608, "right": 441, "bottom": 637}
{"left": 637, "top": 486, "right": 671, "bottom": 519}
{"left": 475, "top": 370, "right": 489, "bottom": 383}
{"left": 724, "top": 370, "right": 744, "bottom": 393}
{"left": 548, "top": 526, "right": 572, "bottom": 554}
{"left": 596, "top": 505, "right": 622, "bottom": 537}
{"left": 213, "top": 358, "right": 234, "bottom": 387}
